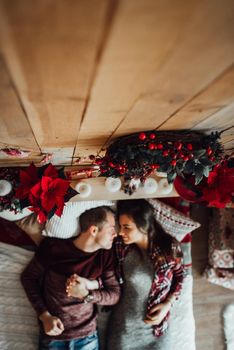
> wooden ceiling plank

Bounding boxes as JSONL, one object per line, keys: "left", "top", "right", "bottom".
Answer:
{"left": 0, "top": 56, "right": 40, "bottom": 150}
{"left": 222, "top": 140, "right": 234, "bottom": 151}
{"left": 117, "top": 0, "right": 234, "bottom": 135}
{"left": 76, "top": 0, "right": 234, "bottom": 156}
{"left": 0, "top": 0, "right": 109, "bottom": 163}
{"left": 192, "top": 103, "right": 234, "bottom": 132}
{"left": 159, "top": 65, "right": 234, "bottom": 130}
{"left": 76, "top": 0, "right": 200, "bottom": 154}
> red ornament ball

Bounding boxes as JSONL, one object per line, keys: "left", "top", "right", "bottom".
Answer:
{"left": 95, "top": 158, "right": 103, "bottom": 165}
{"left": 148, "top": 143, "right": 155, "bottom": 150}
{"left": 109, "top": 162, "right": 115, "bottom": 168}
{"left": 163, "top": 150, "right": 169, "bottom": 156}
{"left": 139, "top": 132, "right": 146, "bottom": 141}
{"left": 187, "top": 143, "right": 193, "bottom": 151}
{"left": 151, "top": 164, "right": 160, "bottom": 169}
{"left": 175, "top": 142, "right": 182, "bottom": 151}
{"left": 157, "top": 143, "right": 163, "bottom": 150}
{"left": 189, "top": 153, "right": 194, "bottom": 159}
{"left": 183, "top": 156, "right": 189, "bottom": 161}
{"left": 149, "top": 133, "right": 156, "bottom": 140}
{"left": 171, "top": 160, "right": 177, "bottom": 166}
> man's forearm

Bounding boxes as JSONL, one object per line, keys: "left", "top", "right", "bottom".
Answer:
{"left": 21, "top": 258, "right": 47, "bottom": 316}
{"left": 90, "top": 270, "right": 120, "bottom": 305}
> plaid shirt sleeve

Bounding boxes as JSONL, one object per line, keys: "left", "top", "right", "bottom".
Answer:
{"left": 169, "top": 259, "right": 185, "bottom": 297}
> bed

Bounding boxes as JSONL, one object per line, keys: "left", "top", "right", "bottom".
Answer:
{"left": 0, "top": 198, "right": 199, "bottom": 350}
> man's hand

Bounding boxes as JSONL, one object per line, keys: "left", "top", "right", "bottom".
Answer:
{"left": 39, "top": 311, "right": 64, "bottom": 336}
{"left": 66, "top": 274, "right": 90, "bottom": 299}
{"left": 144, "top": 301, "right": 171, "bottom": 326}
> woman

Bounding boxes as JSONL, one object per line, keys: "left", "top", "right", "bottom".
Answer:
{"left": 66, "top": 199, "right": 184, "bottom": 350}
{"left": 105, "top": 199, "right": 184, "bottom": 350}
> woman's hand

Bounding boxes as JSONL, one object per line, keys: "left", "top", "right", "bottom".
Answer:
{"left": 39, "top": 311, "right": 64, "bottom": 336}
{"left": 66, "top": 274, "right": 99, "bottom": 298}
{"left": 144, "top": 301, "right": 171, "bottom": 326}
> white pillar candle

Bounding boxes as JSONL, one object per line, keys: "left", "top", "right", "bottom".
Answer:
{"left": 143, "top": 178, "right": 158, "bottom": 194}
{"left": 75, "top": 182, "right": 92, "bottom": 198}
{"left": 157, "top": 178, "right": 173, "bottom": 195}
{"left": 0, "top": 180, "right": 12, "bottom": 196}
{"left": 105, "top": 177, "right": 122, "bottom": 192}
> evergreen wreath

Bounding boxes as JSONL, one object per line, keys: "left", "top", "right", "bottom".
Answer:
{"left": 92, "top": 130, "right": 224, "bottom": 190}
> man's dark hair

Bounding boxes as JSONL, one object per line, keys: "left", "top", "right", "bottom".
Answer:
{"left": 79, "top": 206, "right": 115, "bottom": 232}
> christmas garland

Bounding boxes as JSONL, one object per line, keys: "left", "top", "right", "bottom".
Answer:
{"left": 91, "top": 130, "right": 224, "bottom": 189}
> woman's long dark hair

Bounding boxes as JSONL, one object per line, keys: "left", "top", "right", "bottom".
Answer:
{"left": 117, "top": 199, "right": 173, "bottom": 256}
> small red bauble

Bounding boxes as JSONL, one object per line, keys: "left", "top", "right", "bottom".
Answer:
{"left": 163, "top": 150, "right": 169, "bottom": 156}
{"left": 148, "top": 143, "right": 155, "bottom": 150}
{"left": 151, "top": 164, "right": 160, "bottom": 169}
{"left": 175, "top": 142, "right": 182, "bottom": 151}
{"left": 157, "top": 143, "right": 163, "bottom": 150}
{"left": 187, "top": 143, "right": 193, "bottom": 151}
{"left": 188, "top": 153, "right": 194, "bottom": 159}
{"left": 139, "top": 132, "right": 146, "bottom": 141}
{"left": 206, "top": 148, "right": 213, "bottom": 156}
{"left": 178, "top": 152, "right": 184, "bottom": 159}
{"left": 109, "top": 162, "right": 115, "bottom": 168}
{"left": 95, "top": 158, "right": 103, "bottom": 165}
{"left": 183, "top": 156, "right": 189, "bottom": 161}
{"left": 171, "top": 160, "right": 177, "bottom": 166}
{"left": 149, "top": 133, "right": 156, "bottom": 140}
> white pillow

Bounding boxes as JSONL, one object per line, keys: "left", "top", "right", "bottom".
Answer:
{"left": 0, "top": 242, "right": 38, "bottom": 350}
{"left": 147, "top": 198, "right": 200, "bottom": 242}
{"left": 43, "top": 200, "right": 115, "bottom": 238}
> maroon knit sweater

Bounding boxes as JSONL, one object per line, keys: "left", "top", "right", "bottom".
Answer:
{"left": 21, "top": 237, "right": 120, "bottom": 341}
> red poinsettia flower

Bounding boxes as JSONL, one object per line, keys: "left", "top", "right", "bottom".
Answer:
{"left": 39, "top": 176, "right": 70, "bottom": 213}
{"left": 16, "top": 163, "right": 39, "bottom": 199}
{"left": 201, "top": 161, "right": 234, "bottom": 208}
{"left": 14, "top": 163, "right": 75, "bottom": 223}
{"left": 43, "top": 163, "right": 59, "bottom": 179}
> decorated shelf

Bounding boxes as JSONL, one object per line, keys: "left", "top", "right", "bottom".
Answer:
{"left": 69, "top": 174, "right": 178, "bottom": 202}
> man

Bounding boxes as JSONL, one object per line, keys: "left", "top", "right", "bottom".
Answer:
{"left": 21, "top": 206, "right": 120, "bottom": 350}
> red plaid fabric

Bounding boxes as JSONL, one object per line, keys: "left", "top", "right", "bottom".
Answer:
{"left": 148, "top": 247, "right": 184, "bottom": 336}
{"left": 115, "top": 237, "right": 184, "bottom": 337}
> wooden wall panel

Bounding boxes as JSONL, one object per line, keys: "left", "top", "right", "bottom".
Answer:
{"left": 0, "top": 0, "right": 109, "bottom": 163}
{"left": 75, "top": 0, "right": 234, "bottom": 157}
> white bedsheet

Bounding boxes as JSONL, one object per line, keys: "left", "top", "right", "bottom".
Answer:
{"left": 0, "top": 242, "right": 196, "bottom": 350}
{"left": 0, "top": 243, "right": 38, "bottom": 350}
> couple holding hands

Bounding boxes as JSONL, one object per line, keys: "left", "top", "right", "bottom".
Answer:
{"left": 21, "top": 199, "right": 184, "bottom": 350}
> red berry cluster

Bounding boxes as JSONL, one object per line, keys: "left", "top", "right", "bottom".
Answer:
{"left": 89, "top": 130, "right": 223, "bottom": 188}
